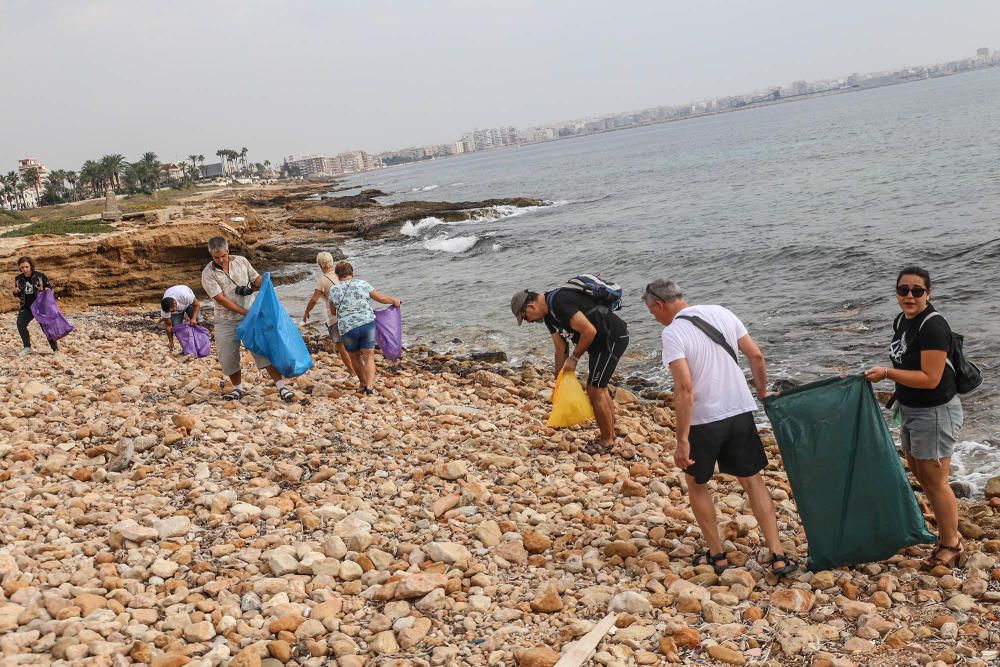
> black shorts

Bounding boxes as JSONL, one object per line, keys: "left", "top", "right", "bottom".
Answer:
{"left": 587, "top": 323, "right": 629, "bottom": 389}
{"left": 685, "top": 411, "right": 768, "bottom": 484}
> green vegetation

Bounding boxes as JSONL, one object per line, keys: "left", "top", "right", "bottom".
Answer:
{"left": 0, "top": 208, "right": 26, "bottom": 225}
{"left": 1, "top": 220, "right": 115, "bottom": 238}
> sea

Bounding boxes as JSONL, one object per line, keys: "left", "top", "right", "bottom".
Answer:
{"left": 279, "top": 67, "right": 1000, "bottom": 492}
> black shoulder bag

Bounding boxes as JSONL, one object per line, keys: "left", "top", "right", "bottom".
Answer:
{"left": 675, "top": 315, "right": 739, "bottom": 364}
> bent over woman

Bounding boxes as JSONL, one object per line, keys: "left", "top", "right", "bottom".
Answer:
{"left": 865, "top": 266, "right": 964, "bottom": 568}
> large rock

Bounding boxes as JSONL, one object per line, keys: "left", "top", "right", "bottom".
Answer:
{"left": 519, "top": 646, "right": 560, "bottom": 667}
{"left": 432, "top": 460, "right": 468, "bottom": 480}
{"left": 771, "top": 588, "right": 816, "bottom": 613}
{"left": 529, "top": 584, "right": 563, "bottom": 613}
{"left": 423, "top": 542, "right": 472, "bottom": 567}
{"left": 395, "top": 573, "right": 448, "bottom": 599}
{"left": 608, "top": 591, "right": 651, "bottom": 615}
{"left": 985, "top": 475, "right": 1000, "bottom": 500}
{"left": 154, "top": 516, "right": 192, "bottom": 539}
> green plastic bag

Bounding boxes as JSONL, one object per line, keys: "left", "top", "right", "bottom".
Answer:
{"left": 763, "top": 375, "right": 934, "bottom": 570}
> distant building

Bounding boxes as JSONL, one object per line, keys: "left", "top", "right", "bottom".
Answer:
{"left": 18, "top": 158, "right": 49, "bottom": 185}
{"left": 202, "top": 162, "right": 226, "bottom": 178}
{"left": 791, "top": 80, "right": 809, "bottom": 96}
{"left": 160, "top": 162, "right": 186, "bottom": 180}
{"left": 288, "top": 155, "right": 327, "bottom": 177}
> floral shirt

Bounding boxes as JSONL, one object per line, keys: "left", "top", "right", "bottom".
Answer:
{"left": 328, "top": 278, "right": 375, "bottom": 335}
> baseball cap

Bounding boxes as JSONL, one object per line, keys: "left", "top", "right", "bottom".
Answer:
{"left": 510, "top": 290, "right": 533, "bottom": 325}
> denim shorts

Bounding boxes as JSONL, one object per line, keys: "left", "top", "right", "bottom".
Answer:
{"left": 341, "top": 320, "right": 376, "bottom": 353}
{"left": 170, "top": 304, "right": 198, "bottom": 326}
{"left": 899, "top": 396, "right": 963, "bottom": 461}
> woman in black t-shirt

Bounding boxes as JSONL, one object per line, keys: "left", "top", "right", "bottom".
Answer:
{"left": 865, "top": 266, "right": 963, "bottom": 568}
{"left": 12, "top": 256, "right": 58, "bottom": 355}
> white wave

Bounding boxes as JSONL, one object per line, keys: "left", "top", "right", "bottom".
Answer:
{"left": 400, "top": 216, "right": 444, "bottom": 236}
{"left": 951, "top": 440, "right": 1000, "bottom": 494}
{"left": 410, "top": 184, "right": 440, "bottom": 192}
{"left": 423, "top": 236, "right": 478, "bottom": 253}
{"left": 450, "top": 182, "right": 464, "bottom": 186}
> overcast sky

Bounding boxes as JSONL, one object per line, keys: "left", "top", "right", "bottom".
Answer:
{"left": 2, "top": 0, "right": 998, "bottom": 171}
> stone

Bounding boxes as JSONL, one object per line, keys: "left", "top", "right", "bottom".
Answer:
{"left": 494, "top": 540, "right": 529, "bottom": 565}
{"left": 268, "top": 641, "right": 292, "bottom": 662}
{"left": 270, "top": 613, "right": 306, "bottom": 633}
{"left": 398, "top": 616, "right": 432, "bottom": 648}
{"left": 150, "top": 558, "right": 179, "bottom": 578}
{"left": 339, "top": 561, "right": 363, "bottom": 581}
{"left": 946, "top": 594, "right": 975, "bottom": 612}
{"left": 604, "top": 541, "right": 638, "bottom": 558}
{"left": 608, "top": 591, "right": 651, "bottom": 615}
{"left": 424, "top": 541, "right": 473, "bottom": 566}
{"left": 266, "top": 548, "right": 300, "bottom": 576}
{"left": 530, "top": 584, "right": 563, "bottom": 613}
{"left": 985, "top": 475, "right": 1000, "bottom": 500}
{"left": 708, "top": 645, "right": 746, "bottom": 665}
{"left": 477, "top": 520, "right": 502, "bottom": 546}
{"left": 522, "top": 531, "right": 552, "bottom": 554}
{"left": 842, "top": 637, "right": 874, "bottom": 654}
{"left": 230, "top": 648, "right": 262, "bottom": 667}
{"left": 154, "top": 516, "right": 192, "bottom": 539}
{"left": 183, "top": 620, "right": 216, "bottom": 642}
{"left": 396, "top": 573, "right": 448, "bottom": 599}
{"left": 101, "top": 189, "right": 123, "bottom": 221}
{"left": 370, "top": 630, "right": 399, "bottom": 654}
{"left": 433, "top": 460, "right": 467, "bottom": 480}
{"left": 811, "top": 571, "right": 836, "bottom": 590}
{"left": 519, "top": 646, "right": 560, "bottom": 667}
{"left": 772, "top": 588, "right": 816, "bottom": 613}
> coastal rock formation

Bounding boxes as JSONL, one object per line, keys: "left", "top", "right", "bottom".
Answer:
{"left": 1, "top": 310, "right": 998, "bottom": 666}
{"left": 287, "top": 195, "right": 548, "bottom": 239}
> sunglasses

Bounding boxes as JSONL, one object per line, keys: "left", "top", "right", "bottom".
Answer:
{"left": 896, "top": 285, "right": 927, "bottom": 298}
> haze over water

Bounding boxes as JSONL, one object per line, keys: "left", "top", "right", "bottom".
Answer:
{"left": 282, "top": 68, "right": 1000, "bottom": 489}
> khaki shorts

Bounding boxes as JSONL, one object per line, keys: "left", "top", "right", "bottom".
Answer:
{"left": 215, "top": 318, "right": 271, "bottom": 377}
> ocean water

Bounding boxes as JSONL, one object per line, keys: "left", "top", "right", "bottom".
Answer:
{"left": 279, "top": 67, "right": 1000, "bottom": 490}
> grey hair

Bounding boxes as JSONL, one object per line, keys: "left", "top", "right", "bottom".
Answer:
{"left": 207, "top": 236, "right": 229, "bottom": 253}
{"left": 316, "top": 251, "right": 335, "bottom": 270}
{"left": 643, "top": 279, "right": 683, "bottom": 304}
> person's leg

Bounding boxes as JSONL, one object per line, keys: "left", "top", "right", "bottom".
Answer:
{"left": 263, "top": 366, "right": 282, "bottom": 382}
{"left": 915, "top": 457, "right": 959, "bottom": 547}
{"left": 738, "top": 474, "right": 785, "bottom": 557}
{"left": 687, "top": 476, "right": 725, "bottom": 558}
{"left": 216, "top": 322, "right": 245, "bottom": 395}
{"left": 336, "top": 343, "right": 355, "bottom": 374}
{"left": 361, "top": 349, "right": 376, "bottom": 389}
{"left": 586, "top": 385, "right": 615, "bottom": 444}
{"left": 349, "top": 351, "right": 365, "bottom": 384}
{"left": 47, "top": 337, "right": 58, "bottom": 352}
{"left": 16, "top": 309, "right": 32, "bottom": 348}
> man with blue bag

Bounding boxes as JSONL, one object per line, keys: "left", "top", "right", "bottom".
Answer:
{"left": 201, "top": 236, "right": 296, "bottom": 402}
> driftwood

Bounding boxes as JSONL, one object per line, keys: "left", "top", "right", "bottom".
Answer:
{"left": 553, "top": 612, "right": 618, "bottom": 667}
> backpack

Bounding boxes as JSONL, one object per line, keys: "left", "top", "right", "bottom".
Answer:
{"left": 894, "top": 311, "right": 982, "bottom": 394}
{"left": 561, "top": 274, "right": 623, "bottom": 311}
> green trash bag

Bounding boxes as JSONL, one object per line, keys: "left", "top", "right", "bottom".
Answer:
{"left": 763, "top": 374, "right": 934, "bottom": 571}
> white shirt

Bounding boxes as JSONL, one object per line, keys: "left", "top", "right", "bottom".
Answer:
{"left": 160, "top": 285, "right": 196, "bottom": 319}
{"left": 200, "top": 255, "right": 260, "bottom": 322}
{"left": 660, "top": 304, "right": 758, "bottom": 425}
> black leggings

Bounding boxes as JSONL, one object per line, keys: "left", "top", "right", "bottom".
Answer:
{"left": 17, "top": 309, "right": 58, "bottom": 351}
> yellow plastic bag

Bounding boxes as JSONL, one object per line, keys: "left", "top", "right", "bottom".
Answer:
{"left": 546, "top": 370, "right": 595, "bottom": 427}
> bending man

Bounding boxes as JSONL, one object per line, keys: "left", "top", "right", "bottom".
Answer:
{"left": 643, "top": 278, "right": 795, "bottom": 576}
{"left": 200, "top": 236, "right": 295, "bottom": 402}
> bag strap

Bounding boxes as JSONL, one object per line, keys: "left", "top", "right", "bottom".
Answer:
{"left": 675, "top": 315, "right": 738, "bottom": 364}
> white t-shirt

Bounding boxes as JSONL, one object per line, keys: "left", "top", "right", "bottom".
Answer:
{"left": 160, "top": 285, "right": 196, "bottom": 319}
{"left": 660, "top": 304, "right": 758, "bottom": 425}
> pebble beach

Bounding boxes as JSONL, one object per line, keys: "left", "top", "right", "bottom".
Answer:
{"left": 0, "top": 308, "right": 998, "bottom": 667}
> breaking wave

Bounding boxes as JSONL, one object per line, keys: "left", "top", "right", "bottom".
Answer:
{"left": 423, "top": 236, "right": 479, "bottom": 253}
{"left": 410, "top": 184, "right": 440, "bottom": 192}
{"left": 400, "top": 217, "right": 444, "bottom": 236}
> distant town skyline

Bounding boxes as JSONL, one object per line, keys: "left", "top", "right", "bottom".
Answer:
{"left": 2, "top": 1, "right": 999, "bottom": 171}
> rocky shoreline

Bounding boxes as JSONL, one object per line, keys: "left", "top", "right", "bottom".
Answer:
{"left": 1, "top": 309, "right": 998, "bottom": 667}
{"left": 0, "top": 183, "right": 548, "bottom": 314}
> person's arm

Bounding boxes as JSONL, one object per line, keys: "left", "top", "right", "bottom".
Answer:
{"left": 561, "top": 311, "right": 597, "bottom": 373}
{"left": 668, "top": 358, "right": 696, "bottom": 469}
{"left": 302, "top": 289, "right": 323, "bottom": 322}
{"left": 738, "top": 334, "right": 767, "bottom": 398}
{"left": 252, "top": 274, "right": 263, "bottom": 289}
{"left": 164, "top": 319, "right": 175, "bottom": 350}
{"left": 370, "top": 290, "right": 401, "bottom": 308}
{"left": 551, "top": 332, "right": 569, "bottom": 378}
{"left": 189, "top": 298, "right": 201, "bottom": 323}
{"left": 214, "top": 294, "right": 249, "bottom": 316}
{"left": 41, "top": 273, "right": 52, "bottom": 290}
{"left": 865, "top": 350, "right": 948, "bottom": 389}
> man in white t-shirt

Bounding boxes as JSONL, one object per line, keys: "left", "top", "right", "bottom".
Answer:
{"left": 160, "top": 285, "right": 201, "bottom": 352}
{"left": 643, "top": 278, "right": 796, "bottom": 577}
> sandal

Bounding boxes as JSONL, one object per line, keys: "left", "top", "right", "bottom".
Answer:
{"left": 764, "top": 552, "right": 798, "bottom": 576}
{"left": 363, "top": 387, "right": 375, "bottom": 395}
{"left": 222, "top": 387, "right": 247, "bottom": 401}
{"left": 925, "top": 540, "right": 964, "bottom": 569}
{"left": 693, "top": 551, "right": 729, "bottom": 575}
{"left": 278, "top": 386, "right": 295, "bottom": 403}
{"left": 581, "top": 439, "right": 613, "bottom": 456}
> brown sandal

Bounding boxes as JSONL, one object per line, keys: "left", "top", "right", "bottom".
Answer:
{"left": 925, "top": 540, "right": 964, "bottom": 568}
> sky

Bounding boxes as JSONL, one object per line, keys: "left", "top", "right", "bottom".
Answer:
{"left": 2, "top": 0, "right": 998, "bottom": 171}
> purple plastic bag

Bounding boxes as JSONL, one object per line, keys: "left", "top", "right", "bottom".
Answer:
{"left": 29, "top": 289, "right": 75, "bottom": 341}
{"left": 173, "top": 323, "right": 212, "bottom": 358}
{"left": 374, "top": 306, "right": 402, "bottom": 360}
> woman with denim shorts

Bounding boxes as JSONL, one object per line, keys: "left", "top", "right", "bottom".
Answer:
{"left": 327, "top": 260, "right": 401, "bottom": 395}
{"left": 865, "top": 266, "right": 964, "bottom": 568}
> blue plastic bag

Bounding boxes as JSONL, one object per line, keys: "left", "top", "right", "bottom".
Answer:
{"left": 237, "top": 273, "right": 313, "bottom": 377}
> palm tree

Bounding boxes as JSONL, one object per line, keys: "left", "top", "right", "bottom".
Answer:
{"left": 140, "top": 151, "right": 161, "bottom": 193}
{"left": 240, "top": 147, "right": 249, "bottom": 173}
{"left": 65, "top": 170, "right": 78, "bottom": 199}
{"left": 1, "top": 172, "right": 17, "bottom": 210}
{"left": 22, "top": 167, "right": 41, "bottom": 200}
{"left": 216, "top": 149, "right": 226, "bottom": 175}
{"left": 80, "top": 160, "right": 101, "bottom": 198}
{"left": 187, "top": 154, "right": 200, "bottom": 181}
{"left": 99, "top": 154, "right": 127, "bottom": 191}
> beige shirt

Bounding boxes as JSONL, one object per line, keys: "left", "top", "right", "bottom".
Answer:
{"left": 200, "top": 255, "right": 260, "bottom": 322}
{"left": 314, "top": 271, "right": 339, "bottom": 327}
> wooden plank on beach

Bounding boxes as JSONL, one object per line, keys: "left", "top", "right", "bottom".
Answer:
{"left": 553, "top": 612, "right": 618, "bottom": 667}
